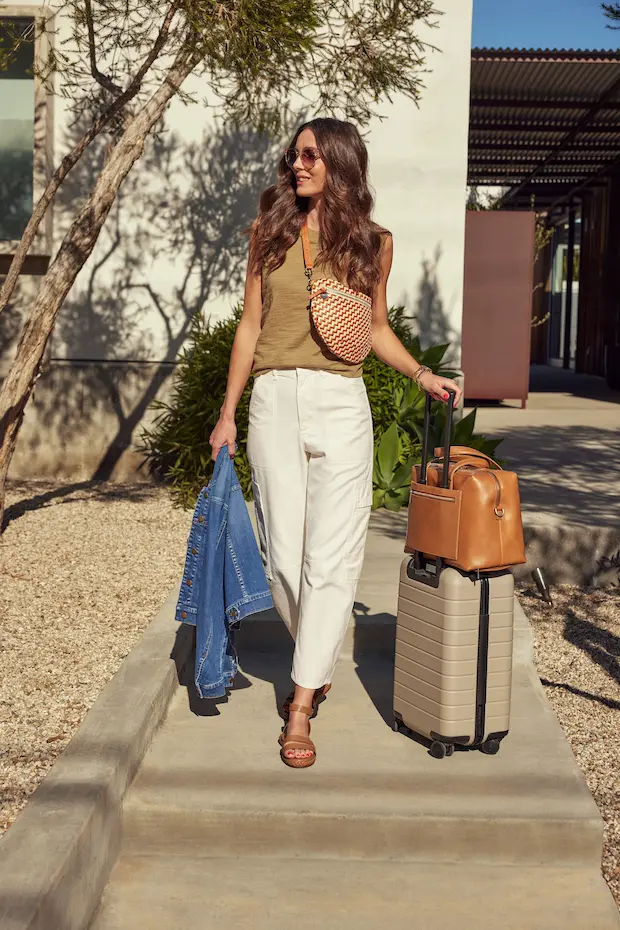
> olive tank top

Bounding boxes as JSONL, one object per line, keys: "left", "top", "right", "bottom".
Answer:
{"left": 252, "top": 227, "right": 363, "bottom": 379}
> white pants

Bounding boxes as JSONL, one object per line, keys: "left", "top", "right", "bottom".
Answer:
{"left": 247, "top": 369, "right": 374, "bottom": 689}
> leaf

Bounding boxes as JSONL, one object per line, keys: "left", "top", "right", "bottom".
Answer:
{"left": 372, "top": 488, "right": 385, "bottom": 511}
{"left": 376, "top": 422, "right": 400, "bottom": 485}
{"left": 373, "top": 455, "right": 388, "bottom": 490}
{"left": 420, "top": 344, "right": 449, "bottom": 369}
{"left": 410, "top": 335, "right": 422, "bottom": 358}
{"left": 453, "top": 408, "right": 476, "bottom": 443}
{"left": 384, "top": 491, "right": 403, "bottom": 512}
{"left": 390, "top": 459, "right": 414, "bottom": 491}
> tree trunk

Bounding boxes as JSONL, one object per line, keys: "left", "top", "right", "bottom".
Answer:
{"left": 0, "top": 48, "right": 197, "bottom": 529}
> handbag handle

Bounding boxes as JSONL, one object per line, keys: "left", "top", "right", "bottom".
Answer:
{"left": 433, "top": 446, "right": 501, "bottom": 470}
{"left": 419, "top": 391, "right": 455, "bottom": 489}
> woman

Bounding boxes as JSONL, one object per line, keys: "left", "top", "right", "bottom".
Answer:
{"left": 210, "top": 117, "right": 462, "bottom": 769}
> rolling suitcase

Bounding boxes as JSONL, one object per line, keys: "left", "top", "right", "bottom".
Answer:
{"left": 393, "top": 553, "right": 514, "bottom": 757}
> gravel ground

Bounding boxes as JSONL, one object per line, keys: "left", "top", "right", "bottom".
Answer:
{"left": 1, "top": 483, "right": 618, "bottom": 911}
{"left": 518, "top": 581, "right": 620, "bottom": 908}
{"left": 0, "top": 480, "right": 191, "bottom": 836}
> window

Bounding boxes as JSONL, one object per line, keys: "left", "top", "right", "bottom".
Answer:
{"left": 0, "top": 16, "right": 35, "bottom": 241}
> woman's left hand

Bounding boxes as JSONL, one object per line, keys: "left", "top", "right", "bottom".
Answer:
{"left": 418, "top": 371, "right": 463, "bottom": 405}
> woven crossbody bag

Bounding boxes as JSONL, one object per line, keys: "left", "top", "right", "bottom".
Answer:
{"left": 300, "top": 223, "right": 373, "bottom": 364}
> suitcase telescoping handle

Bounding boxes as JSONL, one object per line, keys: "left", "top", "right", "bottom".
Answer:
{"left": 418, "top": 389, "right": 456, "bottom": 489}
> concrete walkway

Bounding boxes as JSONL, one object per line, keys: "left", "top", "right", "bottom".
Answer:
{"left": 462, "top": 365, "right": 620, "bottom": 584}
{"left": 91, "top": 522, "right": 620, "bottom": 930}
{"left": 466, "top": 365, "right": 620, "bottom": 531}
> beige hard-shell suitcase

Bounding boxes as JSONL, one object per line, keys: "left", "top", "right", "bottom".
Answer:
{"left": 393, "top": 554, "right": 514, "bottom": 758}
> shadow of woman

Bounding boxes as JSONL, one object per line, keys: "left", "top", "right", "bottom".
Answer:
{"left": 170, "top": 611, "right": 295, "bottom": 721}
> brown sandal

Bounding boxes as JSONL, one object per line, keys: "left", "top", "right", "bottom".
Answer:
{"left": 279, "top": 703, "right": 316, "bottom": 769}
{"left": 281, "top": 684, "right": 331, "bottom": 722}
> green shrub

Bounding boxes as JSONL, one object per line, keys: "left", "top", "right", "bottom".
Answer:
{"left": 141, "top": 307, "right": 253, "bottom": 508}
{"left": 141, "top": 305, "right": 502, "bottom": 511}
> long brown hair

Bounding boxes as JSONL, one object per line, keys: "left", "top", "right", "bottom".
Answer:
{"left": 250, "top": 118, "right": 386, "bottom": 296}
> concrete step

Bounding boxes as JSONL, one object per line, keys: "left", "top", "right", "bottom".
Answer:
{"left": 91, "top": 855, "right": 620, "bottom": 930}
{"left": 121, "top": 650, "right": 603, "bottom": 868}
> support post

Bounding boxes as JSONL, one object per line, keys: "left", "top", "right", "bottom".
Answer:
{"left": 563, "top": 201, "right": 576, "bottom": 370}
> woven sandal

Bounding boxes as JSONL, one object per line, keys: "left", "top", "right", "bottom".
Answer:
{"left": 281, "top": 684, "right": 331, "bottom": 722}
{"left": 279, "top": 703, "right": 316, "bottom": 769}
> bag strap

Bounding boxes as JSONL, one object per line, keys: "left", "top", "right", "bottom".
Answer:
{"left": 433, "top": 446, "right": 501, "bottom": 470}
{"left": 300, "top": 223, "right": 313, "bottom": 271}
{"left": 300, "top": 223, "right": 314, "bottom": 296}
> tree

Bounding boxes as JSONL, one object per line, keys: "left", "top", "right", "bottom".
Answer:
{"left": 466, "top": 186, "right": 503, "bottom": 211}
{"left": 602, "top": 3, "right": 620, "bottom": 25}
{"left": 0, "top": 0, "right": 440, "bottom": 528}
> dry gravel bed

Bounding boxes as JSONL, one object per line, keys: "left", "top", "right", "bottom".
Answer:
{"left": 518, "top": 581, "right": 620, "bottom": 908}
{"left": 0, "top": 480, "right": 191, "bottom": 836}
{"left": 1, "top": 482, "right": 618, "bottom": 913}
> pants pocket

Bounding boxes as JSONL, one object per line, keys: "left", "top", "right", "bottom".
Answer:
{"left": 345, "top": 470, "right": 373, "bottom": 582}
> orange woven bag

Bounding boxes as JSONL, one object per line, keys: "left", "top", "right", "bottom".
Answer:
{"left": 300, "top": 224, "right": 373, "bottom": 364}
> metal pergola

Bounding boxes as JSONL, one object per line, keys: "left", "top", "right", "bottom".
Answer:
{"left": 469, "top": 47, "right": 620, "bottom": 215}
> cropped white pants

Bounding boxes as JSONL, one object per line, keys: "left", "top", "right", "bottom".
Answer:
{"left": 247, "top": 369, "right": 374, "bottom": 689}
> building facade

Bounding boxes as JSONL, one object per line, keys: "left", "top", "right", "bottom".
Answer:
{"left": 1, "top": 1, "right": 474, "bottom": 479}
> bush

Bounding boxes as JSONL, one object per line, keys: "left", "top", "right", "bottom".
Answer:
{"left": 141, "top": 307, "right": 253, "bottom": 508}
{"left": 366, "top": 308, "right": 502, "bottom": 511}
{"left": 141, "top": 305, "right": 502, "bottom": 511}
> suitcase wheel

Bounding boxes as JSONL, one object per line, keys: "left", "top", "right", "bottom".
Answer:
{"left": 481, "top": 738, "right": 501, "bottom": 755}
{"left": 430, "top": 740, "right": 455, "bottom": 759}
{"left": 392, "top": 718, "right": 402, "bottom": 733}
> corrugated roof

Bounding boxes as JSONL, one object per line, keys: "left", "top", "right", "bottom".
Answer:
{"left": 469, "top": 48, "right": 620, "bottom": 209}
{"left": 472, "top": 48, "right": 620, "bottom": 62}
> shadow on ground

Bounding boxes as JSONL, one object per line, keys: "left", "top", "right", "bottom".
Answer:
{"left": 2, "top": 479, "right": 162, "bottom": 531}
{"left": 528, "top": 365, "right": 620, "bottom": 404}
{"left": 365, "top": 423, "right": 620, "bottom": 530}
{"left": 482, "top": 425, "right": 620, "bottom": 528}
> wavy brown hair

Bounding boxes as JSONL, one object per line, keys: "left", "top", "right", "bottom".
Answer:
{"left": 250, "top": 118, "right": 387, "bottom": 296}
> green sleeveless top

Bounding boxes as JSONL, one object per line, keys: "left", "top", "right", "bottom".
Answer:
{"left": 252, "top": 227, "right": 363, "bottom": 379}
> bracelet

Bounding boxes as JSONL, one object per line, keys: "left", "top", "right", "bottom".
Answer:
{"left": 413, "top": 365, "right": 432, "bottom": 389}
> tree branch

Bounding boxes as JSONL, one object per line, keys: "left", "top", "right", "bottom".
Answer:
{"left": 0, "top": 1, "right": 181, "bottom": 318}
{"left": 84, "top": 0, "right": 123, "bottom": 95}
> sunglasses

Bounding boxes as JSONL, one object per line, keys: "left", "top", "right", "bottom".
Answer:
{"left": 284, "top": 146, "right": 322, "bottom": 170}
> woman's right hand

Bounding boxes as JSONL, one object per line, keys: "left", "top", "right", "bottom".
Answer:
{"left": 209, "top": 414, "right": 237, "bottom": 461}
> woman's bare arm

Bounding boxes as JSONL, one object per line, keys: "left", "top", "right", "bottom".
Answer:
{"left": 370, "top": 235, "right": 462, "bottom": 404}
{"left": 209, "top": 244, "right": 263, "bottom": 459}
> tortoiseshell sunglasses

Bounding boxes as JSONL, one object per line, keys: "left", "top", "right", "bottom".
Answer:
{"left": 284, "top": 147, "right": 322, "bottom": 169}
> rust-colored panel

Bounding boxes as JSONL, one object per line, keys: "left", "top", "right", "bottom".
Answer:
{"left": 462, "top": 211, "right": 535, "bottom": 404}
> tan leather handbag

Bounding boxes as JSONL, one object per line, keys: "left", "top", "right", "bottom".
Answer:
{"left": 405, "top": 395, "right": 526, "bottom": 572}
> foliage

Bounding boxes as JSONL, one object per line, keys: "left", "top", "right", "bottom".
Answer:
{"left": 0, "top": 0, "right": 442, "bottom": 530}
{"left": 369, "top": 343, "right": 503, "bottom": 511}
{"left": 603, "top": 3, "right": 620, "bottom": 26}
{"left": 466, "top": 187, "right": 504, "bottom": 211}
{"left": 142, "top": 305, "right": 502, "bottom": 513}
{"left": 373, "top": 422, "right": 413, "bottom": 511}
{"left": 531, "top": 216, "right": 554, "bottom": 329}
{"left": 141, "top": 306, "right": 253, "bottom": 508}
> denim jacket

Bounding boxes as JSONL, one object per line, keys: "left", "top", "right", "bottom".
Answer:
{"left": 176, "top": 448, "right": 273, "bottom": 698}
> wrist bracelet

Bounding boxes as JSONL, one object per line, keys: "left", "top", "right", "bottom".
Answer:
{"left": 413, "top": 365, "right": 432, "bottom": 389}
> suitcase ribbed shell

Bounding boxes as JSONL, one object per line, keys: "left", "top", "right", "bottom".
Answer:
{"left": 394, "top": 558, "right": 514, "bottom": 745}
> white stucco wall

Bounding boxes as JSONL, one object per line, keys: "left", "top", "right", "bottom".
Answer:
{"left": 7, "top": 0, "right": 472, "bottom": 365}
{"left": 4, "top": 0, "right": 473, "bottom": 479}
{"left": 367, "top": 0, "right": 473, "bottom": 365}
{"left": 7, "top": 0, "right": 472, "bottom": 363}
